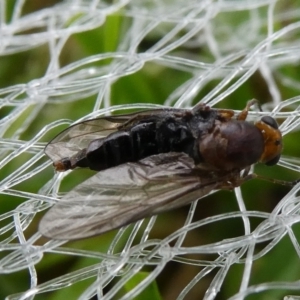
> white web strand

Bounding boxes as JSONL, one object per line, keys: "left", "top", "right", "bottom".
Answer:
{"left": 1, "top": 0, "right": 300, "bottom": 299}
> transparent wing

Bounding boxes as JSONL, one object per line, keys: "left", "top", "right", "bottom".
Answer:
{"left": 44, "top": 108, "right": 186, "bottom": 161}
{"left": 39, "top": 153, "right": 224, "bottom": 240}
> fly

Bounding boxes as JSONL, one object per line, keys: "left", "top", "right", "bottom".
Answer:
{"left": 39, "top": 100, "right": 293, "bottom": 240}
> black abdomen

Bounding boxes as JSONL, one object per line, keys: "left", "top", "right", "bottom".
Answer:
{"left": 85, "top": 118, "right": 198, "bottom": 171}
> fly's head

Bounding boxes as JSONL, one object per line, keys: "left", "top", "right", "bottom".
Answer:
{"left": 255, "top": 116, "right": 282, "bottom": 166}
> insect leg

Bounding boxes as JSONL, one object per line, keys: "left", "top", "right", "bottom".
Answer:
{"left": 237, "top": 99, "right": 262, "bottom": 121}
{"left": 217, "top": 109, "right": 235, "bottom": 120}
{"left": 252, "top": 174, "right": 299, "bottom": 187}
{"left": 192, "top": 102, "right": 208, "bottom": 112}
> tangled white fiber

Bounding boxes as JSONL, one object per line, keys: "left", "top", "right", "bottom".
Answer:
{"left": 1, "top": 0, "right": 300, "bottom": 299}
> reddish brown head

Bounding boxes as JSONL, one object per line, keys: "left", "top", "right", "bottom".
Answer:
{"left": 255, "top": 116, "right": 282, "bottom": 166}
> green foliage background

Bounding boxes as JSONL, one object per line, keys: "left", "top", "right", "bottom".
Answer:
{"left": 1, "top": 1, "right": 300, "bottom": 299}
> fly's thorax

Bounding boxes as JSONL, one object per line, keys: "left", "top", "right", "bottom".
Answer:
{"left": 254, "top": 116, "right": 282, "bottom": 166}
{"left": 199, "top": 120, "right": 265, "bottom": 171}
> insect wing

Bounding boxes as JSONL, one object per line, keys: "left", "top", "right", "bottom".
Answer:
{"left": 45, "top": 115, "right": 133, "bottom": 162}
{"left": 44, "top": 108, "right": 185, "bottom": 162}
{"left": 39, "top": 153, "right": 220, "bottom": 240}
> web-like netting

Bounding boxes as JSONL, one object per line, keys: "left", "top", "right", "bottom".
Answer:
{"left": 1, "top": 0, "right": 300, "bottom": 299}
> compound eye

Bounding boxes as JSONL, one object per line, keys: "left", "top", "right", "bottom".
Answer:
{"left": 261, "top": 116, "right": 278, "bottom": 129}
{"left": 265, "top": 154, "right": 281, "bottom": 166}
